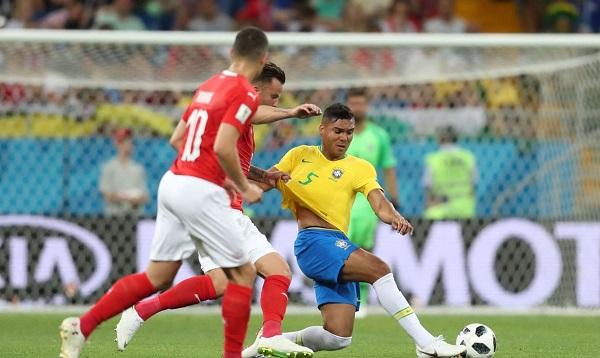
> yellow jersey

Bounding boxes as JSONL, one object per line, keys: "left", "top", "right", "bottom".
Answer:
{"left": 274, "top": 145, "right": 382, "bottom": 234}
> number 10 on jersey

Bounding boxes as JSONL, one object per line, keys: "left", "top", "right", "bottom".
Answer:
{"left": 182, "top": 109, "right": 208, "bottom": 162}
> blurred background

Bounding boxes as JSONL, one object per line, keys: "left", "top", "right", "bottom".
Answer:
{"left": 0, "top": 0, "right": 599, "bottom": 310}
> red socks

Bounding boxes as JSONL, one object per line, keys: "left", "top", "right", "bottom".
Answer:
{"left": 260, "top": 275, "right": 291, "bottom": 338}
{"left": 80, "top": 272, "right": 156, "bottom": 338}
{"left": 135, "top": 275, "right": 217, "bottom": 321}
{"left": 222, "top": 283, "right": 253, "bottom": 358}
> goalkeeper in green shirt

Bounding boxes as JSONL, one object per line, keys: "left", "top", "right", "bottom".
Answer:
{"left": 346, "top": 88, "right": 400, "bottom": 318}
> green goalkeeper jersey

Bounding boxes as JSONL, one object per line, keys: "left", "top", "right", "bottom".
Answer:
{"left": 347, "top": 121, "right": 397, "bottom": 170}
{"left": 347, "top": 121, "right": 397, "bottom": 251}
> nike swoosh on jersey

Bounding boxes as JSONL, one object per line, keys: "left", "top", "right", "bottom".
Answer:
{"left": 301, "top": 159, "right": 312, "bottom": 163}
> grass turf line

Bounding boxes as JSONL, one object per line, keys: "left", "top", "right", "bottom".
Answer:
{"left": 1, "top": 313, "right": 598, "bottom": 357}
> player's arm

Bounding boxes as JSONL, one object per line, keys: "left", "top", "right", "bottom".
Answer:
{"left": 214, "top": 123, "right": 262, "bottom": 203}
{"left": 169, "top": 119, "right": 187, "bottom": 150}
{"left": 367, "top": 189, "right": 413, "bottom": 235}
{"left": 251, "top": 103, "right": 322, "bottom": 124}
{"left": 248, "top": 165, "right": 290, "bottom": 191}
{"left": 383, "top": 167, "right": 400, "bottom": 208}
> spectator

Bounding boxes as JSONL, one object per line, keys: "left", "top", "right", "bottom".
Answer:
{"left": 3, "top": 0, "right": 34, "bottom": 28}
{"left": 579, "top": 0, "right": 600, "bottom": 32}
{"left": 138, "top": 0, "right": 177, "bottom": 31}
{"left": 38, "top": 0, "right": 91, "bottom": 29}
{"left": 94, "top": 0, "right": 146, "bottom": 31}
{"left": 287, "top": 4, "right": 326, "bottom": 32}
{"left": 422, "top": 126, "right": 477, "bottom": 219}
{"left": 380, "top": 0, "right": 418, "bottom": 32}
{"left": 187, "top": 0, "right": 233, "bottom": 31}
{"left": 235, "top": 0, "right": 275, "bottom": 30}
{"left": 99, "top": 128, "right": 149, "bottom": 216}
{"left": 543, "top": 0, "right": 579, "bottom": 33}
{"left": 339, "top": 0, "right": 369, "bottom": 32}
{"left": 423, "top": 0, "right": 473, "bottom": 33}
{"left": 263, "top": 121, "right": 297, "bottom": 150}
{"left": 313, "top": 0, "right": 346, "bottom": 22}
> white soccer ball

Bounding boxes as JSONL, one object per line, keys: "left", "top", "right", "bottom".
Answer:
{"left": 456, "top": 323, "right": 497, "bottom": 358}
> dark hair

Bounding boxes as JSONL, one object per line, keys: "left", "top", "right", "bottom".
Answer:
{"left": 254, "top": 62, "right": 286, "bottom": 85}
{"left": 438, "top": 125, "right": 458, "bottom": 143}
{"left": 322, "top": 103, "right": 354, "bottom": 123}
{"left": 347, "top": 87, "right": 368, "bottom": 99}
{"left": 232, "top": 26, "right": 269, "bottom": 60}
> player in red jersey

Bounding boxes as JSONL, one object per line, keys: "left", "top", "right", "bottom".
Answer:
{"left": 59, "top": 27, "right": 270, "bottom": 358}
{"left": 113, "top": 62, "right": 318, "bottom": 357}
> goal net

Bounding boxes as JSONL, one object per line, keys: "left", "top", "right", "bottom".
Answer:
{"left": 0, "top": 31, "right": 598, "bottom": 308}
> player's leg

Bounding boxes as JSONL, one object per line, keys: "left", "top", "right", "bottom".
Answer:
{"left": 255, "top": 253, "right": 292, "bottom": 337}
{"left": 234, "top": 212, "right": 311, "bottom": 357}
{"left": 220, "top": 262, "right": 256, "bottom": 358}
{"left": 348, "top": 196, "right": 378, "bottom": 317}
{"left": 240, "top": 210, "right": 293, "bottom": 339}
{"left": 283, "top": 303, "right": 354, "bottom": 352}
{"left": 178, "top": 179, "right": 257, "bottom": 358}
{"left": 243, "top": 253, "right": 314, "bottom": 358}
{"left": 341, "top": 249, "right": 466, "bottom": 357}
{"left": 133, "top": 267, "right": 223, "bottom": 322}
{"left": 59, "top": 172, "right": 185, "bottom": 358}
{"left": 274, "top": 228, "right": 361, "bottom": 355}
{"left": 66, "top": 273, "right": 160, "bottom": 356}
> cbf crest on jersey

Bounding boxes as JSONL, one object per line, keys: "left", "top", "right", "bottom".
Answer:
{"left": 331, "top": 168, "right": 344, "bottom": 180}
{"left": 335, "top": 239, "right": 349, "bottom": 250}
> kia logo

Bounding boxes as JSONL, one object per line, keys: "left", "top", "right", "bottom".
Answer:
{"left": 0, "top": 216, "right": 111, "bottom": 297}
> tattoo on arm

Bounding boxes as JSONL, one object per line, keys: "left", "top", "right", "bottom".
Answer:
{"left": 248, "top": 165, "right": 269, "bottom": 184}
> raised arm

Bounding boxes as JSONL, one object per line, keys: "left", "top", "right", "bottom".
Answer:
{"left": 367, "top": 189, "right": 413, "bottom": 235}
{"left": 251, "top": 103, "right": 322, "bottom": 124}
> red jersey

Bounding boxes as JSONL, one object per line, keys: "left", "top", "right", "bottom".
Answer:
{"left": 170, "top": 70, "right": 258, "bottom": 201}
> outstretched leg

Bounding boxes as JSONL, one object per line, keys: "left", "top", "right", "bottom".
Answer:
{"left": 341, "top": 249, "right": 465, "bottom": 357}
{"left": 283, "top": 303, "right": 354, "bottom": 352}
{"left": 59, "top": 261, "right": 181, "bottom": 358}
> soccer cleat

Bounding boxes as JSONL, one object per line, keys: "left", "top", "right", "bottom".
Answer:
{"left": 115, "top": 307, "right": 145, "bottom": 351}
{"left": 256, "top": 335, "right": 313, "bottom": 358}
{"left": 416, "top": 336, "right": 467, "bottom": 358}
{"left": 242, "top": 327, "right": 263, "bottom": 358}
{"left": 59, "top": 317, "right": 85, "bottom": 358}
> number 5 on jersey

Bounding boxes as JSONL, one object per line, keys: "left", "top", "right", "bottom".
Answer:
{"left": 182, "top": 109, "right": 208, "bottom": 161}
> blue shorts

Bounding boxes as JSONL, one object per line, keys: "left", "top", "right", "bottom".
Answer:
{"left": 294, "top": 228, "right": 361, "bottom": 310}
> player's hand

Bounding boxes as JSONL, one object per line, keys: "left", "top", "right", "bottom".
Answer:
{"left": 265, "top": 168, "right": 290, "bottom": 186}
{"left": 391, "top": 213, "right": 413, "bottom": 236}
{"left": 291, "top": 103, "right": 322, "bottom": 119}
{"left": 223, "top": 178, "right": 240, "bottom": 203}
{"left": 240, "top": 182, "right": 263, "bottom": 204}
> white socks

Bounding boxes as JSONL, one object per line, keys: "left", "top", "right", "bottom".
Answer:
{"left": 283, "top": 326, "right": 351, "bottom": 351}
{"left": 373, "top": 273, "right": 434, "bottom": 348}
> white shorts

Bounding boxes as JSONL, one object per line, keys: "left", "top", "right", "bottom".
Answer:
{"left": 199, "top": 210, "right": 276, "bottom": 272}
{"left": 149, "top": 171, "right": 248, "bottom": 268}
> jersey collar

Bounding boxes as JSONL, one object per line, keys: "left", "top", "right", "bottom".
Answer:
{"left": 222, "top": 70, "right": 238, "bottom": 77}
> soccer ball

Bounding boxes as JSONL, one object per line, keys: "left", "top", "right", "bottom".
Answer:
{"left": 456, "top": 323, "right": 497, "bottom": 358}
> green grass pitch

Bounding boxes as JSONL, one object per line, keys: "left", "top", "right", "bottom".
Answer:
{"left": 1, "top": 311, "right": 598, "bottom": 357}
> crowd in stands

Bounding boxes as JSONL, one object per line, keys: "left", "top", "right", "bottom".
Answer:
{"left": 1, "top": 0, "right": 599, "bottom": 33}
{"left": 0, "top": 74, "right": 546, "bottom": 149}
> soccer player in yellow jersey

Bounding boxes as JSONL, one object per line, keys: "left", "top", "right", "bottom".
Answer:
{"left": 244, "top": 103, "right": 466, "bottom": 358}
